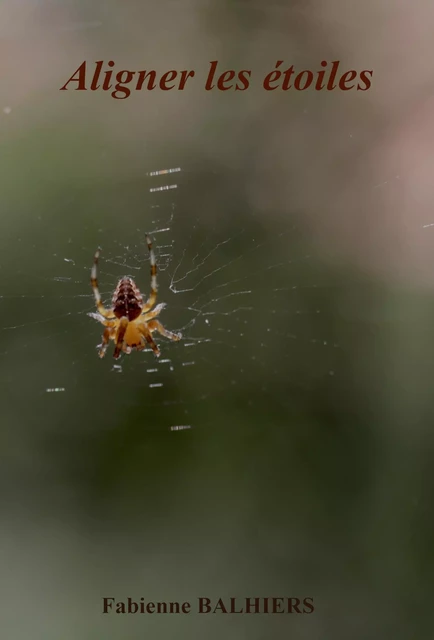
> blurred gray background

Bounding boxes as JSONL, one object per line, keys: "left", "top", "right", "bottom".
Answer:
{"left": 1, "top": 1, "right": 434, "bottom": 638}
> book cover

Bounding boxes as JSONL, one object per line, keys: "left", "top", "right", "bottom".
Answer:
{"left": 1, "top": 2, "right": 431, "bottom": 639}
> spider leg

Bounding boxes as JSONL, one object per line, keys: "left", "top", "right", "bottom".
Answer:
{"left": 91, "top": 248, "right": 116, "bottom": 319}
{"left": 147, "top": 319, "right": 182, "bottom": 342}
{"left": 98, "top": 326, "right": 114, "bottom": 358}
{"left": 142, "top": 302, "right": 166, "bottom": 321}
{"left": 141, "top": 234, "right": 158, "bottom": 313}
{"left": 89, "top": 312, "right": 117, "bottom": 327}
{"left": 113, "top": 316, "right": 129, "bottom": 359}
{"left": 137, "top": 324, "right": 161, "bottom": 357}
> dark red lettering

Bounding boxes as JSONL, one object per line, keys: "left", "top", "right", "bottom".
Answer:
{"left": 160, "top": 70, "right": 177, "bottom": 90}
{"left": 198, "top": 597, "right": 212, "bottom": 613}
{"left": 112, "top": 70, "right": 134, "bottom": 99}
{"left": 102, "top": 597, "right": 115, "bottom": 613}
{"left": 213, "top": 598, "right": 228, "bottom": 613}
{"left": 235, "top": 69, "right": 251, "bottom": 90}
{"left": 357, "top": 70, "right": 373, "bottom": 90}
{"left": 136, "top": 70, "right": 156, "bottom": 90}
{"left": 282, "top": 65, "right": 295, "bottom": 90}
{"left": 127, "top": 598, "right": 138, "bottom": 613}
{"left": 178, "top": 70, "right": 195, "bottom": 89}
{"left": 288, "top": 597, "right": 302, "bottom": 613}
{"left": 217, "top": 70, "right": 235, "bottom": 90}
{"left": 327, "top": 60, "right": 340, "bottom": 90}
{"left": 272, "top": 598, "right": 285, "bottom": 613}
{"left": 339, "top": 70, "right": 357, "bottom": 90}
{"left": 245, "top": 597, "right": 260, "bottom": 613}
{"left": 90, "top": 60, "right": 104, "bottom": 90}
{"left": 315, "top": 60, "right": 328, "bottom": 90}
{"left": 294, "top": 70, "right": 313, "bottom": 90}
{"left": 59, "top": 61, "right": 87, "bottom": 90}
{"left": 303, "top": 597, "right": 314, "bottom": 613}
{"left": 205, "top": 61, "right": 219, "bottom": 90}
{"left": 263, "top": 61, "right": 283, "bottom": 90}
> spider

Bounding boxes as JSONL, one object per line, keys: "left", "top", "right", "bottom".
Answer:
{"left": 89, "top": 234, "right": 182, "bottom": 359}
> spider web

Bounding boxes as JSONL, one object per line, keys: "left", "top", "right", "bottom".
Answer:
{"left": 0, "top": 164, "right": 339, "bottom": 433}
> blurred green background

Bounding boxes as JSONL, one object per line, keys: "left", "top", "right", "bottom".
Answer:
{"left": 1, "top": 1, "right": 433, "bottom": 639}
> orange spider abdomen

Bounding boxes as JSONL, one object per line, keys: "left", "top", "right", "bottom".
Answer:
{"left": 112, "top": 277, "right": 143, "bottom": 321}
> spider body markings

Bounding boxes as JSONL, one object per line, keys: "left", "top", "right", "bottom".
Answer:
{"left": 89, "top": 234, "right": 182, "bottom": 359}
